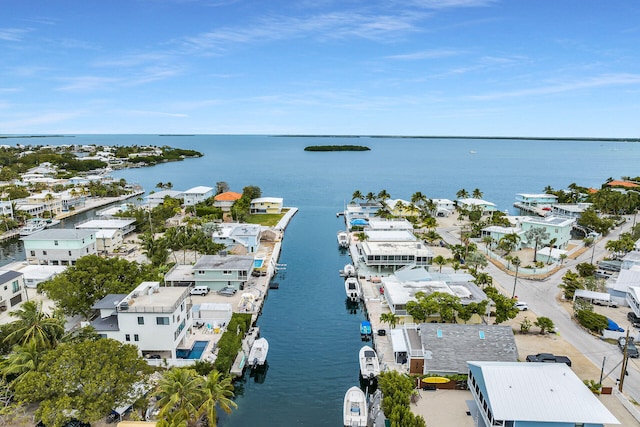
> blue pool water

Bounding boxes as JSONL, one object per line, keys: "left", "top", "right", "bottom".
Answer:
{"left": 254, "top": 259, "right": 264, "bottom": 268}
{"left": 176, "top": 340, "right": 209, "bottom": 359}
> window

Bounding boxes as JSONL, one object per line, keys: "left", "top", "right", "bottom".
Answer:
{"left": 68, "top": 251, "right": 72, "bottom": 256}
{"left": 54, "top": 240, "right": 59, "bottom": 246}
{"left": 134, "top": 334, "right": 139, "bottom": 342}
{"left": 157, "top": 317, "right": 170, "bottom": 325}
{"left": 223, "top": 270, "right": 232, "bottom": 275}
{"left": 125, "top": 334, "right": 130, "bottom": 341}
{"left": 42, "top": 251, "right": 47, "bottom": 255}
{"left": 12, "top": 281, "right": 19, "bottom": 293}
{"left": 30, "top": 251, "right": 35, "bottom": 256}
{"left": 137, "top": 317, "right": 144, "bottom": 325}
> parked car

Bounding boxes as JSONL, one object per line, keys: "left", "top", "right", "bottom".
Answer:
{"left": 515, "top": 302, "right": 528, "bottom": 311}
{"left": 190, "top": 286, "right": 210, "bottom": 296}
{"left": 217, "top": 286, "right": 237, "bottom": 296}
{"left": 617, "top": 337, "right": 640, "bottom": 358}
{"left": 525, "top": 353, "right": 572, "bottom": 366}
{"left": 593, "top": 298, "right": 617, "bottom": 308}
{"left": 627, "top": 312, "right": 640, "bottom": 328}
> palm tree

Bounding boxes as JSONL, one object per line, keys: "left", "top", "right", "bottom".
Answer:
{"left": 524, "top": 227, "right": 550, "bottom": 263}
{"left": 482, "top": 236, "right": 493, "bottom": 253}
{"left": 4, "top": 301, "right": 64, "bottom": 349}
{"left": 472, "top": 188, "right": 483, "bottom": 199}
{"left": 365, "top": 192, "right": 376, "bottom": 203}
{"left": 377, "top": 189, "right": 390, "bottom": 203}
{"left": 432, "top": 255, "right": 448, "bottom": 273}
{"left": 0, "top": 339, "right": 46, "bottom": 381}
{"left": 155, "top": 368, "right": 202, "bottom": 425}
{"left": 379, "top": 312, "right": 399, "bottom": 329}
{"left": 351, "top": 190, "right": 363, "bottom": 204}
{"left": 198, "top": 371, "right": 237, "bottom": 426}
{"left": 456, "top": 188, "right": 469, "bottom": 200}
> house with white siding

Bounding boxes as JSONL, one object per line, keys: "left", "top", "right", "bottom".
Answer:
{"left": 21, "top": 229, "right": 97, "bottom": 265}
{"left": 0, "top": 270, "right": 27, "bottom": 313}
{"left": 182, "top": 186, "right": 214, "bottom": 206}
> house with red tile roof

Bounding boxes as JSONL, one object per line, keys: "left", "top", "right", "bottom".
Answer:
{"left": 213, "top": 191, "right": 242, "bottom": 212}
{"left": 606, "top": 180, "right": 640, "bottom": 188}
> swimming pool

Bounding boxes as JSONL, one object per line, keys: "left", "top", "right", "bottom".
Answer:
{"left": 254, "top": 259, "right": 264, "bottom": 268}
{"left": 176, "top": 341, "right": 209, "bottom": 359}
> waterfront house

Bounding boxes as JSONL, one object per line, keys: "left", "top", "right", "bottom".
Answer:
{"left": 365, "top": 229, "right": 417, "bottom": 242}
{"left": 21, "top": 228, "right": 97, "bottom": 266}
{"left": 0, "top": 270, "right": 27, "bottom": 313}
{"left": 191, "top": 254, "right": 254, "bottom": 291}
{"left": 145, "top": 190, "right": 184, "bottom": 208}
{"left": 384, "top": 199, "right": 414, "bottom": 217}
{"left": 358, "top": 241, "right": 433, "bottom": 272}
{"left": 551, "top": 202, "right": 592, "bottom": 219}
{"left": 211, "top": 223, "right": 262, "bottom": 253}
{"left": 431, "top": 198, "right": 455, "bottom": 217}
{"left": 25, "top": 191, "right": 63, "bottom": 216}
{"left": 182, "top": 186, "right": 214, "bottom": 206}
{"left": 58, "top": 189, "right": 86, "bottom": 211}
{"left": 75, "top": 219, "right": 136, "bottom": 237}
{"left": 213, "top": 191, "right": 242, "bottom": 212}
{"left": 90, "top": 282, "right": 193, "bottom": 361}
{"left": 467, "top": 361, "right": 619, "bottom": 427}
{"left": 380, "top": 272, "right": 486, "bottom": 317}
{"left": 396, "top": 324, "right": 517, "bottom": 375}
{"left": 366, "top": 218, "right": 414, "bottom": 231}
{"left": 518, "top": 216, "right": 575, "bottom": 249}
{"left": 514, "top": 193, "right": 558, "bottom": 207}
{"left": 608, "top": 266, "right": 640, "bottom": 306}
{"left": 344, "top": 202, "right": 382, "bottom": 230}
{"left": 456, "top": 198, "right": 498, "bottom": 214}
{"left": 95, "top": 229, "right": 124, "bottom": 254}
{"left": 250, "top": 197, "right": 283, "bottom": 214}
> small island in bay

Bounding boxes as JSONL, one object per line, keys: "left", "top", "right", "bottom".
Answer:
{"left": 304, "top": 145, "right": 370, "bottom": 152}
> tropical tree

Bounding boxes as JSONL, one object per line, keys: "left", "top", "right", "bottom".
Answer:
{"left": 351, "top": 190, "right": 363, "bottom": 204}
{"left": 431, "top": 255, "right": 448, "bottom": 273}
{"left": 377, "top": 189, "right": 390, "bottom": 202}
{"left": 0, "top": 339, "right": 47, "bottom": 382}
{"left": 472, "top": 188, "right": 483, "bottom": 199}
{"left": 535, "top": 317, "right": 555, "bottom": 335}
{"left": 456, "top": 188, "right": 469, "bottom": 200}
{"left": 484, "top": 286, "right": 519, "bottom": 324}
{"left": 524, "top": 227, "right": 550, "bottom": 263}
{"left": 498, "top": 233, "right": 520, "bottom": 256}
{"left": 198, "top": 370, "right": 237, "bottom": 426}
{"left": 482, "top": 236, "right": 493, "bottom": 253}
{"left": 4, "top": 301, "right": 64, "bottom": 349}
{"left": 14, "top": 339, "right": 151, "bottom": 427}
{"left": 379, "top": 312, "right": 399, "bottom": 329}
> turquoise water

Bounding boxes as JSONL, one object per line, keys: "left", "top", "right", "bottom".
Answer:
{"left": 254, "top": 259, "right": 264, "bottom": 268}
{"left": 2, "top": 135, "right": 640, "bottom": 425}
{"left": 176, "top": 340, "right": 209, "bottom": 359}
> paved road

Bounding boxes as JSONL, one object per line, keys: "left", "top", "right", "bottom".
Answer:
{"left": 438, "top": 217, "right": 640, "bottom": 403}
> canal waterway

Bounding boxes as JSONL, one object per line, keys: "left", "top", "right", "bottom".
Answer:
{"left": 2, "top": 135, "right": 640, "bottom": 425}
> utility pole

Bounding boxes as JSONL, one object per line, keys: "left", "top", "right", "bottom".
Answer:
{"left": 619, "top": 329, "right": 630, "bottom": 392}
{"left": 599, "top": 356, "right": 607, "bottom": 385}
{"left": 511, "top": 256, "right": 521, "bottom": 299}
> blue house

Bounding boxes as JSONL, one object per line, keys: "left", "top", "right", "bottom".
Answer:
{"left": 467, "top": 361, "right": 619, "bottom": 427}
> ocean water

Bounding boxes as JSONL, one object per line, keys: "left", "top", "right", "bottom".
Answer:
{"left": 2, "top": 135, "right": 640, "bottom": 425}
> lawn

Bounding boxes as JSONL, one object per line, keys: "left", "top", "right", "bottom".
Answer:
{"left": 244, "top": 209, "right": 288, "bottom": 227}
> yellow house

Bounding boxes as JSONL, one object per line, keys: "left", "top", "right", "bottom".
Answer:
{"left": 250, "top": 197, "right": 283, "bottom": 214}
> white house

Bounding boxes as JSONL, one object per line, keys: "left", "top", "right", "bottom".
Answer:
{"left": 0, "top": 270, "right": 27, "bottom": 313}
{"left": 250, "top": 197, "right": 283, "bottom": 214}
{"left": 5, "top": 263, "right": 67, "bottom": 288}
{"left": 190, "top": 255, "right": 254, "bottom": 290}
{"left": 432, "top": 198, "right": 455, "bottom": 217}
{"left": 90, "top": 282, "right": 193, "bottom": 360}
{"left": 211, "top": 223, "right": 262, "bottom": 253}
{"left": 95, "top": 229, "right": 124, "bottom": 254}
{"left": 456, "top": 198, "right": 498, "bottom": 213}
{"left": 145, "top": 190, "right": 184, "bottom": 208}
{"left": 182, "top": 186, "right": 214, "bottom": 206}
{"left": 467, "top": 361, "right": 618, "bottom": 427}
{"left": 76, "top": 219, "right": 136, "bottom": 237}
{"left": 359, "top": 241, "right": 433, "bottom": 272}
{"left": 21, "top": 228, "right": 97, "bottom": 265}
{"left": 366, "top": 218, "right": 413, "bottom": 231}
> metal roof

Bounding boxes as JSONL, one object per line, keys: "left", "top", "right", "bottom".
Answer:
{"left": 21, "top": 228, "right": 96, "bottom": 240}
{"left": 468, "top": 361, "right": 619, "bottom": 424}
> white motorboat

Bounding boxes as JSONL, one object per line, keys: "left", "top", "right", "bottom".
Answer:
{"left": 248, "top": 337, "right": 269, "bottom": 368}
{"left": 19, "top": 218, "right": 47, "bottom": 236}
{"left": 345, "top": 277, "right": 361, "bottom": 303}
{"left": 337, "top": 231, "right": 350, "bottom": 248}
{"left": 343, "top": 264, "right": 356, "bottom": 277}
{"left": 343, "top": 386, "right": 367, "bottom": 427}
{"left": 359, "top": 345, "right": 380, "bottom": 380}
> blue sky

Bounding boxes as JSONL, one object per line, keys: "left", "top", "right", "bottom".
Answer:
{"left": 1, "top": 0, "right": 639, "bottom": 137}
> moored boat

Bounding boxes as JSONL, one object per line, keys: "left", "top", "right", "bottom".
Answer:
{"left": 343, "top": 386, "right": 367, "bottom": 427}
{"left": 359, "top": 345, "right": 380, "bottom": 380}
{"left": 337, "top": 231, "right": 350, "bottom": 248}
{"left": 345, "top": 277, "right": 361, "bottom": 302}
{"left": 248, "top": 337, "right": 269, "bottom": 369}
{"left": 343, "top": 264, "right": 356, "bottom": 277}
{"left": 19, "top": 218, "right": 47, "bottom": 236}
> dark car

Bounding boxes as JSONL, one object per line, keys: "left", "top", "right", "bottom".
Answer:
{"left": 627, "top": 312, "right": 640, "bottom": 328}
{"left": 617, "top": 337, "right": 640, "bottom": 358}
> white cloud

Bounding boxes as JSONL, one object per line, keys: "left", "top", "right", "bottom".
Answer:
{"left": 117, "top": 109, "right": 188, "bottom": 118}
{"left": 385, "top": 49, "right": 466, "bottom": 60}
{"left": 55, "top": 76, "right": 122, "bottom": 92}
{"left": 0, "top": 28, "right": 30, "bottom": 41}
{"left": 470, "top": 73, "right": 640, "bottom": 100}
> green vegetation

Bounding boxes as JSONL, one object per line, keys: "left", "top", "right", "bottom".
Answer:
{"left": 213, "top": 313, "right": 253, "bottom": 374}
{"left": 378, "top": 371, "right": 426, "bottom": 427}
{"left": 245, "top": 212, "right": 286, "bottom": 227}
{"left": 304, "top": 145, "right": 370, "bottom": 151}
{"left": 575, "top": 309, "right": 608, "bottom": 334}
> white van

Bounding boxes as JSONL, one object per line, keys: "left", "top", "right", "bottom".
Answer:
{"left": 190, "top": 286, "right": 210, "bottom": 296}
